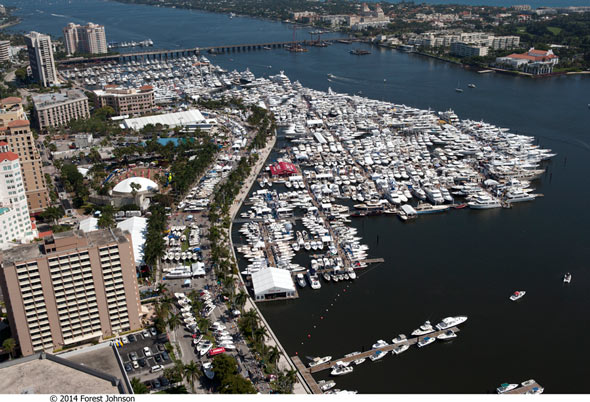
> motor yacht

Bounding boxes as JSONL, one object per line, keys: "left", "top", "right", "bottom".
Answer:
{"left": 563, "top": 272, "right": 572, "bottom": 283}
{"left": 509, "top": 290, "right": 526, "bottom": 301}
{"left": 392, "top": 334, "right": 407, "bottom": 344}
{"left": 309, "top": 356, "right": 332, "bottom": 367}
{"left": 417, "top": 336, "right": 436, "bottom": 347}
{"left": 330, "top": 364, "right": 354, "bottom": 376}
{"left": 496, "top": 383, "right": 519, "bottom": 394}
{"left": 369, "top": 350, "right": 388, "bottom": 361}
{"left": 435, "top": 316, "right": 468, "bottom": 330}
{"left": 393, "top": 344, "right": 409, "bottom": 354}
{"left": 371, "top": 340, "right": 389, "bottom": 349}
{"left": 411, "top": 321, "right": 434, "bottom": 336}
{"left": 437, "top": 330, "right": 457, "bottom": 340}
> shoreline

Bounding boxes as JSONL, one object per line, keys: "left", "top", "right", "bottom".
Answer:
{"left": 226, "top": 135, "right": 312, "bottom": 394}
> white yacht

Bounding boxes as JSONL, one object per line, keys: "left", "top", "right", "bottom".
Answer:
{"left": 496, "top": 383, "right": 519, "bottom": 394}
{"left": 319, "top": 380, "right": 336, "bottom": 392}
{"left": 393, "top": 344, "right": 409, "bottom": 354}
{"left": 296, "top": 273, "right": 306, "bottom": 288}
{"left": 308, "top": 356, "right": 332, "bottom": 367}
{"left": 505, "top": 189, "right": 537, "bottom": 203}
{"left": 468, "top": 193, "right": 502, "bottom": 209}
{"left": 392, "top": 334, "right": 407, "bottom": 344}
{"left": 369, "top": 350, "right": 388, "bottom": 361}
{"left": 564, "top": 272, "right": 572, "bottom": 283}
{"left": 202, "top": 362, "right": 215, "bottom": 380}
{"left": 411, "top": 321, "right": 434, "bottom": 336}
{"left": 417, "top": 336, "right": 436, "bottom": 347}
{"left": 510, "top": 290, "right": 526, "bottom": 301}
{"left": 437, "top": 329, "right": 457, "bottom": 340}
{"left": 353, "top": 358, "right": 366, "bottom": 365}
{"left": 371, "top": 340, "right": 389, "bottom": 349}
{"left": 330, "top": 364, "right": 353, "bottom": 376}
{"left": 435, "top": 316, "right": 468, "bottom": 330}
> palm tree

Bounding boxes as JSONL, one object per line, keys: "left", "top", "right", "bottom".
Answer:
{"left": 267, "top": 346, "right": 280, "bottom": 366}
{"left": 183, "top": 361, "right": 202, "bottom": 392}
{"left": 253, "top": 326, "right": 268, "bottom": 344}
{"left": 130, "top": 377, "right": 148, "bottom": 394}
{"left": 167, "top": 313, "right": 181, "bottom": 332}
{"left": 234, "top": 290, "right": 248, "bottom": 311}
{"left": 2, "top": 338, "right": 16, "bottom": 360}
{"left": 156, "top": 282, "right": 168, "bottom": 295}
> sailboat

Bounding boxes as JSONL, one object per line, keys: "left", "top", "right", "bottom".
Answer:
{"left": 455, "top": 81, "right": 463, "bottom": 93}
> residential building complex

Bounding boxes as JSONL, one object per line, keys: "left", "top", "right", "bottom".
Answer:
{"left": 0, "top": 97, "right": 27, "bottom": 126}
{"left": 32, "top": 90, "right": 90, "bottom": 130}
{"left": 0, "top": 119, "right": 50, "bottom": 213}
{"left": 94, "top": 85, "right": 155, "bottom": 116}
{"left": 63, "top": 22, "right": 108, "bottom": 55}
{"left": 450, "top": 42, "right": 489, "bottom": 57}
{"left": 0, "top": 228, "right": 142, "bottom": 356}
{"left": 0, "top": 142, "right": 36, "bottom": 250}
{"left": 24, "top": 32, "right": 59, "bottom": 87}
{"left": 410, "top": 31, "right": 520, "bottom": 50}
{"left": 0, "top": 40, "right": 10, "bottom": 62}
{"left": 496, "top": 48, "right": 560, "bottom": 75}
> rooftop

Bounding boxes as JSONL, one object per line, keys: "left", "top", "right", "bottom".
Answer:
{"left": 32, "top": 90, "right": 88, "bottom": 110}
{"left": 0, "top": 352, "right": 122, "bottom": 394}
{"left": 0, "top": 97, "right": 22, "bottom": 105}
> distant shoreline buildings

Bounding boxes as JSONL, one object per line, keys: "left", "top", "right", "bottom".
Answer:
{"left": 63, "top": 22, "right": 108, "bottom": 55}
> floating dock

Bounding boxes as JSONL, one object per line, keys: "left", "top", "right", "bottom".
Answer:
{"left": 292, "top": 355, "right": 322, "bottom": 394}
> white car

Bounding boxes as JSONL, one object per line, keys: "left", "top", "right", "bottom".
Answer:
{"left": 142, "top": 329, "right": 151, "bottom": 338}
{"left": 132, "top": 361, "right": 139, "bottom": 369}
{"left": 150, "top": 365, "right": 163, "bottom": 373}
{"left": 121, "top": 336, "right": 129, "bottom": 344}
{"left": 143, "top": 346, "right": 152, "bottom": 357}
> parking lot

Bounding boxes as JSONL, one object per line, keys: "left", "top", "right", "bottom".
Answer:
{"left": 118, "top": 328, "right": 175, "bottom": 391}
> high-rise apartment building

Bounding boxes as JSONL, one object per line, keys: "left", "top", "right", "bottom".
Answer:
{"left": 0, "top": 40, "right": 10, "bottom": 62}
{"left": 0, "top": 119, "right": 50, "bottom": 213}
{"left": 0, "top": 228, "right": 142, "bottom": 356}
{"left": 24, "top": 32, "right": 58, "bottom": 87}
{"left": 63, "top": 22, "right": 107, "bottom": 55}
{"left": 32, "top": 90, "right": 90, "bottom": 130}
{"left": 0, "top": 142, "right": 35, "bottom": 250}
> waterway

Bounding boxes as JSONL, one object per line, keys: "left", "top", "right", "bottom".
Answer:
{"left": 7, "top": 0, "right": 590, "bottom": 393}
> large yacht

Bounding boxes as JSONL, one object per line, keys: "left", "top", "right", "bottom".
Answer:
{"left": 435, "top": 316, "right": 468, "bottom": 330}
{"left": 468, "top": 193, "right": 502, "bottom": 209}
{"left": 505, "top": 189, "right": 537, "bottom": 203}
{"left": 411, "top": 321, "right": 434, "bottom": 336}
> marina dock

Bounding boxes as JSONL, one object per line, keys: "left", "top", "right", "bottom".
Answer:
{"left": 504, "top": 381, "right": 543, "bottom": 394}
{"left": 298, "top": 326, "right": 461, "bottom": 375}
{"left": 292, "top": 355, "right": 323, "bottom": 394}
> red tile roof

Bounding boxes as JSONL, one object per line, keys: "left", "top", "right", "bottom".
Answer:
{"left": 0, "top": 97, "right": 22, "bottom": 105}
{"left": 7, "top": 120, "right": 30, "bottom": 128}
{"left": 38, "top": 230, "right": 53, "bottom": 238}
{"left": 0, "top": 151, "right": 19, "bottom": 162}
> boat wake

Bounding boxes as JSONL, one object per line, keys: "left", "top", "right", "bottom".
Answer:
{"left": 51, "top": 13, "right": 67, "bottom": 18}
{"left": 326, "top": 74, "right": 362, "bottom": 84}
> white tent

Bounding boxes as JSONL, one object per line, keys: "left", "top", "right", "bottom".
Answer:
{"left": 117, "top": 216, "right": 147, "bottom": 266}
{"left": 78, "top": 217, "right": 98, "bottom": 233}
{"left": 251, "top": 268, "right": 296, "bottom": 301}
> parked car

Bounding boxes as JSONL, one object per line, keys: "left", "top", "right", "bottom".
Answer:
{"left": 154, "top": 354, "right": 162, "bottom": 363}
{"left": 150, "top": 365, "right": 164, "bottom": 373}
{"left": 142, "top": 329, "right": 151, "bottom": 338}
{"left": 143, "top": 346, "right": 152, "bottom": 357}
{"left": 128, "top": 334, "right": 136, "bottom": 342}
{"left": 150, "top": 327, "right": 157, "bottom": 336}
{"left": 159, "top": 377, "right": 170, "bottom": 387}
{"left": 124, "top": 363, "right": 132, "bottom": 372}
{"left": 132, "top": 361, "right": 139, "bottom": 369}
{"left": 121, "top": 336, "right": 129, "bottom": 344}
{"left": 157, "top": 343, "right": 165, "bottom": 352}
{"left": 129, "top": 352, "right": 138, "bottom": 361}
{"left": 152, "top": 379, "right": 161, "bottom": 389}
{"left": 138, "top": 358, "right": 146, "bottom": 367}
{"left": 161, "top": 351, "right": 170, "bottom": 362}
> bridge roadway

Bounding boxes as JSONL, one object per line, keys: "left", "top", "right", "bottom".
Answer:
{"left": 57, "top": 39, "right": 362, "bottom": 65}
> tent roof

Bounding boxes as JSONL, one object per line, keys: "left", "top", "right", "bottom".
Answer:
{"left": 251, "top": 268, "right": 295, "bottom": 296}
{"left": 117, "top": 216, "right": 148, "bottom": 266}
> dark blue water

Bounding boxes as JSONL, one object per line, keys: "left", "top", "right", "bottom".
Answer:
{"left": 9, "top": 0, "right": 590, "bottom": 393}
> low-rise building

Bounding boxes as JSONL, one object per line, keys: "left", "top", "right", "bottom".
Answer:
{"left": 450, "top": 42, "right": 489, "bottom": 57}
{"left": 94, "top": 85, "right": 154, "bottom": 116}
{"left": 32, "top": 90, "right": 90, "bottom": 130}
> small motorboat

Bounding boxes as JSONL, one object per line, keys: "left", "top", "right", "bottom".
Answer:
{"left": 468, "top": 83, "right": 476, "bottom": 88}
{"left": 353, "top": 358, "right": 366, "bottom": 365}
{"left": 497, "top": 383, "right": 519, "bottom": 394}
{"left": 296, "top": 273, "right": 306, "bottom": 288}
{"left": 393, "top": 344, "right": 409, "bottom": 355}
{"left": 369, "top": 350, "right": 388, "bottom": 361}
{"left": 309, "top": 356, "right": 332, "bottom": 367}
{"left": 323, "top": 272, "right": 331, "bottom": 282}
{"left": 417, "top": 336, "right": 436, "bottom": 348}
{"left": 330, "top": 364, "right": 353, "bottom": 376}
{"left": 563, "top": 272, "right": 572, "bottom": 283}
{"left": 437, "top": 329, "right": 457, "bottom": 341}
{"left": 319, "top": 380, "right": 336, "bottom": 392}
{"left": 371, "top": 339, "right": 388, "bottom": 349}
{"left": 510, "top": 290, "right": 526, "bottom": 301}
{"left": 411, "top": 321, "right": 434, "bottom": 336}
{"left": 392, "top": 334, "right": 407, "bottom": 344}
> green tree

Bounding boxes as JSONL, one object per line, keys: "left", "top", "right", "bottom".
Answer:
{"left": 130, "top": 377, "right": 148, "bottom": 394}
{"left": 2, "top": 338, "right": 16, "bottom": 360}
{"left": 234, "top": 290, "right": 248, "bottom": 312}
{"left": 167, "top": 313, "right": 181, "bottom": 332}
{"left": 183, "top": 361, "right": 202, "bottom": 392}
{"left": 40, "top": 206, "right": 64, "bottom": 225}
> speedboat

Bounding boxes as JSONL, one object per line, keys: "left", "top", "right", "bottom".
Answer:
{"left": 353, "top": 358, "right": 366, "bottom": 365}
{"left": 392, "top": 334, "right": 407, "bottom": 344}
{"left": 526, "top": 387, "right": 544, "bottom": 394}
{"left": 323, "top": 272, "right": 331, "bottom": 282}
{"left": 371, "top": 340, "right": 388, "bottom": 349}
{"left": 202, "top": 362, "right": 215, "bottom": 380}
{"left": 417, "top": 336, "right": 436, "bottom": 347}
{"left": 563, "top": 272, "right": 572, "bottom": 283}
{"left": 411, "top": 321, "right": 434, "bottom": 336}
{"left": 437, "top": 329, "right": 457, "bottom": 340}
{"left": 330, "top": 364, "right": 353, "bottom": 376}
{"left": 435, "top": 316, "right": 468, "bottom": 330}
{"left": 369, "top": 350, "right": 388, "bottom": 361}
{"left": 497, "top": 383, "right": 519, "bottom": 394}
{"left": 510, "top": 290, "right": 526, "bottom": 301}
{"left": 393, "top": 344, "right": 409, "bottom": 355}
{"left": 468, "top": 83, "right": 476, "bottom": 88}
{"left": 319, "top": 380, "right": 336, "bottom": 392}
{"left": 296, "top": 273, "right": 306, "bottom": 288}
{"left": 308, "top": 356, "right": 332, "bottom": 367}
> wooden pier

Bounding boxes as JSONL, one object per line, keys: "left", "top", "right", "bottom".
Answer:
{"left": 292, "top": 355, "right": 322, "bottom": 394}
{"left": 504, "top": 381, "right": 543, "bottom": 394}
{"left": 307, "top": 326, "right": 460, "bottom": 374}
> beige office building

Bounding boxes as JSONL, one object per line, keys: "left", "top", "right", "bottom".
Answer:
{"left": 24, "top": 32, "right": 59, "bottom": 87}
{"left": 63, "top": 22, "right": 107, "bottom": 55}
{"left": 94, "top": 85, "right": 154, "bottom": 116}
{"left": 32, "top": 90, "right": 90, "bottom": 130}
{"left": 0, "top": 229, "right": 142, "bottom": 356}
{"left": 0, "top": 120, "right": 50, "bottom": 213}
{"left": 0, "top": 40, "right": 10, "bottom": 62}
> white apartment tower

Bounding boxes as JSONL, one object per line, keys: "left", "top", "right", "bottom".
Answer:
{"left": 63, "top": 22, "right": 108, "bottom": 55}
{"left": 0, "top": 141, "right": 35, "bottom": 249}
{"left": 24, "top": 32, "right": 59, "bottom": 87}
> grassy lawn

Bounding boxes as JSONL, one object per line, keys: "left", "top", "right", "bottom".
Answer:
{"left": 547, "top": 26, "right": 562, "bottom": 35}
